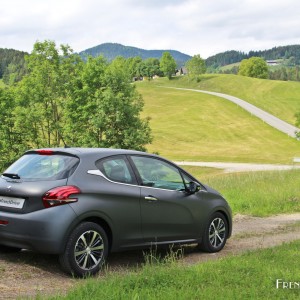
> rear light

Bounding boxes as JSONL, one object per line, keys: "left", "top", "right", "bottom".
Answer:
{"left": 37, "top": 149, "right": 53, "bottom": 155}
{"left": 0, "top": 220, "right": 9, "bottom": 225}
{"left": 43, "top": 186, "right": 81, "bottom": 208}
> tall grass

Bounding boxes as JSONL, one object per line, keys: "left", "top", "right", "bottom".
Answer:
{"left": 52, "top": 240, "right": 300, "bottom": 300}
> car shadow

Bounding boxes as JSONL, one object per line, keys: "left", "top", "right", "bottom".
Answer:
{"left": 0, "top": 244, "right": 200, "bottom": 277}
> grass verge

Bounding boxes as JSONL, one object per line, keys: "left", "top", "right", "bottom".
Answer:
{"left": 51, "top": 240, "right": 300, "bottom": 300}
{"left": 183, "top": 167, "right": 300, "bottom": 217}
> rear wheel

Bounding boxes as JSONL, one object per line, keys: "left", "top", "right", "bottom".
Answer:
{"left": 59, "top": 222, "right": 108, "bottom": 277}
{"left": 199, "top": 212, "right": 228, "bottom": 253}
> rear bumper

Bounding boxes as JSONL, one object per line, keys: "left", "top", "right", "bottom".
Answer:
{"left": 0, "top": 205, "right": 77, "bottom": 254}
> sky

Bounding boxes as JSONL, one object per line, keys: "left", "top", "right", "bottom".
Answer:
{"left": 1, "top": 0, "right": 300, "bottom": 58}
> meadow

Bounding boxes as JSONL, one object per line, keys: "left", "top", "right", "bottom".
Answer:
{"left": 137, "top": 80, "right": 300, "bottom": 163}
{"left": 147, "top": 74, "right": 300, "bottom": 125}
{"left": 184, "top": 167, "right": 300, "bottom": 217}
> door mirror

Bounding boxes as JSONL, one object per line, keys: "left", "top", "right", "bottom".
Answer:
{"left": 186, "top": 181, "right": 200, "bottom": 194}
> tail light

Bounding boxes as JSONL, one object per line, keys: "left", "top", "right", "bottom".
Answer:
{"left": 43, "top": 186, "right": 81, "bottom": 208}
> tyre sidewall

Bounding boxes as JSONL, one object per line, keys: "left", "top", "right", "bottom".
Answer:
{"left": 60, "top": 222, "right": 108, "bottom": 277}
{"left": 201, "top": 212, "right": 228, "bottom": 253}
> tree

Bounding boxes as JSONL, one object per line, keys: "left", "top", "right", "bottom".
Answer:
{"left": 160, "top": 52, "right": 176, "bottom": 79}
{"left": 65, "top": 55, "right": 152, "bottom": 150}
{"left": 238, "top": 57, "right": 269, "bottom": 79}
{"left": 14, "top": 40, "right": 80, "bottom": 148}
{"left": 126, "top": 56, "right": 143, "bottom": 80}
{"left": 0, "top": 87, "right": 28, "bottom": 170}
{"left": 2, "top": 40, "right": 151, "bottom": 166}
{"left": 185, "top": 54, "right": 206, "bottom": 76}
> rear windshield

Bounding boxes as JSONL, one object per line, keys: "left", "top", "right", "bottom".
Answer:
{"left": 3, "top": 153, "right": 79, "bottom": 181}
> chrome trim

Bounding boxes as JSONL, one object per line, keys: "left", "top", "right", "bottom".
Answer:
{"left": 145, "top": 196, "right": 158, "bottom": 201}
{"left": 87, "top": 169, "right": 199, "bottom": 193}
{"left": 87, "top": 170, "right": 104, "bottom": 177}
{"left": 87, "top": 169, "right": 139, "bottom": 188}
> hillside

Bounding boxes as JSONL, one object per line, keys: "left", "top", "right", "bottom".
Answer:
{"left": 150, "top": 74, "right": 300, "bottom": 126}
{"left": 136, "top": 80, "right": 300, "bottom": 164}
{"left": 79, "top": 43, "right": 191, "bottom": 67}
{"left": 0, "top": 48, "right": 27, "bottom": 81}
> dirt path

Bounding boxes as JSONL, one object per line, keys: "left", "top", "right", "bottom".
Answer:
{"left": 1, "top": 213, "right": 300, "bottom": 299}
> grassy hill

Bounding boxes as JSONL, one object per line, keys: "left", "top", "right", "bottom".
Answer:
{"left": 148, "top": 74, "right": 300, "bottom": 126}
{"left": 136, "top": 77, "right": 300, "bottom": 163}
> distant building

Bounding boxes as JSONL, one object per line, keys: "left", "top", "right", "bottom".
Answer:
{"left": 266, "top": 60, "right": 280, "bottom": 66}
{"left": 176, "top": 67, "right": 188, "bottom": 76}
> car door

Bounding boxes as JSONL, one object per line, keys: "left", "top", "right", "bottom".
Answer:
{"left": 129, "top": 155, "right": 200, "bottom": 243}
{"left": 92, "top": 155, "right": 142, "bottom": 249}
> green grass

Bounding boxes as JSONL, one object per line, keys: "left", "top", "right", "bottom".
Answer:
{"left": 183, "top": 167, "right": 300, "bottom": 217}
{"left": 49, "top": 169, "right": 300, "bottom": 299}
{"left": 147, "top": 74, "right": 300, "bottom": 126}
{"left": 137, "top": 82, "right": 300, "bottom": 163}
{"left": 52, "top": 240, "right": 300, "bottom": 300}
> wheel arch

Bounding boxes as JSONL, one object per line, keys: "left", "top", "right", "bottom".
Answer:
{"left": 81, "top": 216, "right": 113, "bottom": 251}
{"left": 60, "top": 213, "right": 114, "bottom": 254}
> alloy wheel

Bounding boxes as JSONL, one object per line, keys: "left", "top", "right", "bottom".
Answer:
{"left": 74, "top": 230, "right": 104, "bottom": 270}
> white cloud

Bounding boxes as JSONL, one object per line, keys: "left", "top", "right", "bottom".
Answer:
{"left": 1, "top": 0, "right": 300, "bottom": 58}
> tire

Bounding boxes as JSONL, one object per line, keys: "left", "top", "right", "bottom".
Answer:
{"left": 199, "top": 212, "right": 228, "bottom": 253}
{"left": 0, "top": 245, "right": 22, "bottom": 253}
{"left": 59, "top": 222, "right": 108, "bottom": 277}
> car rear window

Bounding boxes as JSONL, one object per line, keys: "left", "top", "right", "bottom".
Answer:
{"left": 3, "top": 153, "right": 79, "bottom": 181}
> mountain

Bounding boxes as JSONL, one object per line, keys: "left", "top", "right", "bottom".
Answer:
{"left": 79, "top": 43, "right": 191, "bottom": 67}
{"left": 0, "top": 48, "right": 28, "bottom": 83}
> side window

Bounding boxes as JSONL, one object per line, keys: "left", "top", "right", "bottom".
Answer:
{"left": 96, "top": 156, "right": 136, "bottom": 184}
{"left": 131, "top": 156, "right": 185, "bottom": 191}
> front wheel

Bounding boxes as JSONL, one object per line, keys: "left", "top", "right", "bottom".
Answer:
{"left": 59, "top": 222, "right": 108, "bottom": 277}
{"left": 199, "top": 212, "right": 228, "bottom": 253}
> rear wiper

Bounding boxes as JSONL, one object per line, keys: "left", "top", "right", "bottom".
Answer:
{"left": 2, "top": 173, "right": 21, "bottom": 179}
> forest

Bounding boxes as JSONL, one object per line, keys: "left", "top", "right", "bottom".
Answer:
{"left": 2, "top": 43, "right": 300, "bottom": 84}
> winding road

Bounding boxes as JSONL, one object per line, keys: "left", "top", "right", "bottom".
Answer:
{"left": 163, "top": 87, "right": 300, "bottom": 137}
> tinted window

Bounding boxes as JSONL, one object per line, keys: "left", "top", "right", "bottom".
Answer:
{"left": 97, "top": 156, "right": 135, "bottom": 184}
{"left": 131, "top": 156, "right": 185, "bottom": 191}
{"left": 3, "top": 154, "right": 79, "bottom": 181}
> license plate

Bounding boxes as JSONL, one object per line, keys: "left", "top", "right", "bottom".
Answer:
{"left": 0, "top": 196, "right": 25, "bottom": 209}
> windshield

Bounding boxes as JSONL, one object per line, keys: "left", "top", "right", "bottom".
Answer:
{"left": 3, "top": 153, "right": 79, "bottom": 181}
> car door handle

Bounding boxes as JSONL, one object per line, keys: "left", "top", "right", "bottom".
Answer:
{"left": 145, "top": 196, "right": 158, "bottom": 202}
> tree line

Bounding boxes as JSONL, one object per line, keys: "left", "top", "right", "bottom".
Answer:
{"left": 0, "top": 41, "right": 154, "bottom": 170}
{"left": 206, "top": 45, "right": 300, "bottom": 68}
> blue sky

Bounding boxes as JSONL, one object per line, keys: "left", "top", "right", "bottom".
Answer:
{"left": 1, "top": 0, "right": 300, "bottom": 58}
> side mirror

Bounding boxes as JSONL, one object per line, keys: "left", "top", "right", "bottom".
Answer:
{"left": 186, "top": 181, "right": 200, "bottom": 194}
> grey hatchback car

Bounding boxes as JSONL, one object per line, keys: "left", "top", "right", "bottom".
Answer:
{"left": 0, "top": 148, "right": 232, "bottom": 277}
